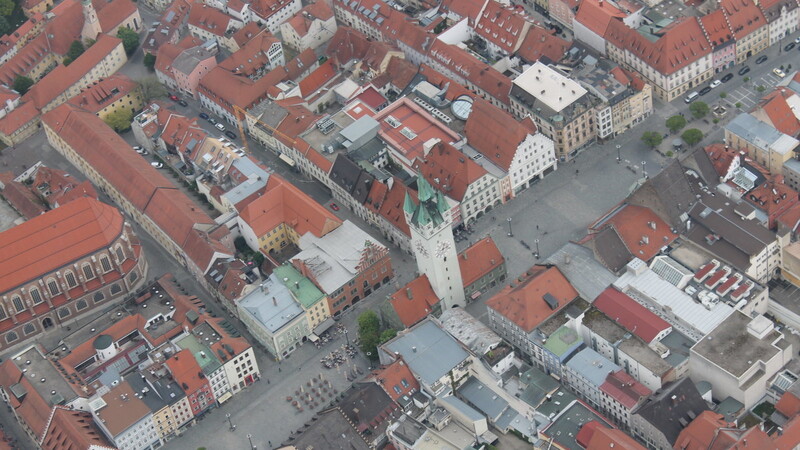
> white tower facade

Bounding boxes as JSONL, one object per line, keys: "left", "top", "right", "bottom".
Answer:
{"left": 81, "top": 0, "right": 102, "bottom": 43}
{"left": 403, "top": 175, "right": 465, "bottom": 310}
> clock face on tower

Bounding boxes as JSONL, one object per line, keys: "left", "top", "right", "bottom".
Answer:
{"left": 434, "top": 240, "right": 452, "bottom": 259}
{"left": 415, "top": 241, "right": 429, "bottom": 257}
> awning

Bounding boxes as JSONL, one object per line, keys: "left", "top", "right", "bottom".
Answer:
{"left": 313, "top": 317, "right": 335, "bottom": 336}
{"left": 308, "top": 334, "right": 319, "bottom": 342}
{"left": 217, "top": 391, "right": 233, "bottom": 404}
{"left": 279, "top": 153, "right": 296, "bottom": 167}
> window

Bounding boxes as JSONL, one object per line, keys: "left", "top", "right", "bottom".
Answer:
{"left": 30, "top": 288, "right": 43, "bottom": 305}
{"left": 100, "top": 256, "right": 112, "bottom": 273}
{"left": 58, "top": 307, "right": 70, "bottom": 319}
{"left": 65, "top": 272, "right": 77, "bottom": 289}
{"left": 0, "top": 306, "right": 5, "bottom": 320}
{"left": 47, "top": 279, "right": 60, "bottom": 296}
{"left": 76, "top": 299, "right": 88, "bottom": 311}
{"left": 5, "top": 331, "right": 18, "bottom": 344}
{"left": 94, "top": 291, "right": 105, "bottom": 303}
{"left": 23, "top": 323, "right": 35, "bottom": 336}
{"left": 82, "top": 264, "right": 95, "bottom": 281}
{"left": 12, "top": 296, "right": 24, "bottom": 312}
{"left": 110, "top": 284, "right": 122, "bottom": 295}
{"left": 130, "top": 272, "right": 138, "bottom": 283}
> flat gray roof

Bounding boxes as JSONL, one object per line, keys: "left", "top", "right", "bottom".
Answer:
{"left": 457, "top": 376, "right": 509, "bottom": 420}
{"left": 384, "top": 320, "right": 469, "bottom": 386}
{"left": 565, "top": 348, "right": 619, "bottom": 388}
{"left": 543, "top": 400, "right": 611, "bottom": 450}
{"left": 545, "top": 243, "right": 616, "bottom": 301}
{"left": 238, "top": 272, "right": 305, "bottom": 333}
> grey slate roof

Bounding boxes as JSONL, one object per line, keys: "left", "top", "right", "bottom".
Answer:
{"left": 457, "top": 376, "right": 508, "bottom": 421}
{"left": 329, "top": 154, "right": 375, "bottom": 204}
{"left": 545, "top": 243, "right": 616, "bottom": 302}
{"left": 565, "top": 348, "right": 619, "bottom": 388}
{"left": 439, "top": 395, "right": 484, "bottom": 421}
{"left": 634, "top": 377, "right": 709, "bottom": 445}
{"left": 383, "top": 320, "right": 469, "bottom": 386}
{"left": 628, "top": 160, "right": 696, "bottom": 229}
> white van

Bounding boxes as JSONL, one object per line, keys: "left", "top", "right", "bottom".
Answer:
{"left": 684, "top": 91, "right": 699, "bottom": 103}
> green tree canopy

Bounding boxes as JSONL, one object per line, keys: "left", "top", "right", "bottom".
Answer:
{"left": 0, "top": 16, "right": 11, "bottom": 35}
{"left": 0, "top": 0, "right": 14, "bottom": 16}
{"left": 104, "top": 108, "right": 134, "bottom": 132}
{"left": 63, "top": 40, "right": 86, "bottom": 66}
{"left": 138, "top": 75, "right": 167, "bottom": 103}
{"left": 641, "top": 131, "right": 663, "bottom": 149}
{"left": 358, "top": 310, "right": 381, "bottom": 360}
{"left": 117, "top": 27, "right": 140, "bottom": 56}
{"left": 681, "top": 128, "right": 704, "bottom": 146}
{"left": 689, "top": 101, "right": 709, "bottom": 119}
{"left": 12, "top": 75, "right": 33, "bottom": 95}
{"left": 666, "top": 115, "right": 687, "bottom": 133}
{"left": 143, "top": 52, "right": 156, "bottom": 72}
{"left": 379, "top": 329, "right": 397, "bottom": 344}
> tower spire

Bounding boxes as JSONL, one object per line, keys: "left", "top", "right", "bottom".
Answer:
{"left": 81, "top": 0, "right": 102, "bottom": 43}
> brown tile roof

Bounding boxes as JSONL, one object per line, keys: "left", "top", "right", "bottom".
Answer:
{"left": 486, "top": 265, "right": 578, "bottom": 332}
{"left": 96, "top": 381, "right": 152, "bottom": 436}
{"left": 605, "top": 17, "right": 711, "bottom": 76}
{"left": 165, "top": 349, "right": 209, "bottom": 394}
{"left": 0, "top": 359, "right": 51, "bottom": 440}
{"left": 41, "top": 407, "right": 113, "bottom": 450}
{"left": 66, "top": 73, "right": 139, "bottom": 114}
{"left": 0, "top": 33, "right": 50, "bottom": 86}
{"left": 699, "top": 9, "right": 733, "bottom": 48}
{"left": 774, "top": 414, "right": 800, "bottom": 448}
{"left": 598, "top": 370, "right": 651, "bottom": 409}
{"left": 0, "top": 100, "right": 39, "bottom": 135}
{"left": 219, "top": 31, "right": 280, "bottom": 78}
{"left": 272, "top": 98, "right": 319, "bottom": 147}
{"left": 188, "top": 2, "right": 235, "bottom": 37}
{"left": 249, "top": 0, "right": 295, "bottom": 21}
{"left": 364, "top": 177, "right": 416, "bottom": 237}
{"left": 326, "top": 27, "right": 371, "bottom": 67}
{"left": 745, "top": 175, "right": 800, "bottom": 228}
{"left": 373, "top": 56, "right": 417, "bottom": 92}
{"left": 299, "top": 60, "right": 336, "bottom": 98}
{"left": 232, "top": 22, "right": 264, "bottom": 48}
{"left": 427, "top": 40, "right": 511, "bottom": 104}
{"left": 24, "top": 34, "right": 123, "bottom": 111}
{"left": 674, "top": 411, "right": 732, "bottom": 450}
{"left": 474, "top": 1, "right": 530, "bottom": 53}
{"left": 286, "top": 2, "right": 333, "bottom": 37}
{"left": 704, "top": 143, "right": 740, "bottom": 178}
{"left": 418, "top": 64, "right": 474, "bottom": 101}
{"left": 412, "top": 141, "right": 487, "bottom": 202}
{"left": 720, "top": 0, "right": 766, "bottom": 39}
{"left": 458, "top": 237, "right": 504, "bottom": 287}
{"left": 590, "top": 204, "right": 678, "bottom": 262}
{"left": 370, "top": 357, "right": 420, "bottom": 401}
{"left": 143, "top": 0, "right": 191, "bottom": 53}
{"left": 439, "top": 0, "right": 487, "bottom": 22}
{"left": 516, "top": 25, "right": 571, "bottom": 63}
{"left": 239, "top": 175, "right": 341, "bottom": 237}
{"left": 0, "top": 173, "right": 46, "bottom": 219}
{"left": 776, "top": 392, "right": 800, "bottom": 418}
{"left": 464, "top": 98, "right": 536, "bottom": 171}
{"left": 587, "top": 427, "right": 645, "bottom": 449}
{"left": 389, "top": 275, "right": 439, "bottom": 328}
{"left": 93, "top": 0, "right": 139, "bottom": 33}
{"left": 155, "top": 35, "right": 203, "bottom": 76}
{"left": 43, "top": 0, "right": 84, "bottom": 55}
{"left": 294, "top": 138, "right": 333, "bottom": 173}
{"left": 574, "top": 0, "right": 625, "bottom": 38}
{"left": 757, "top": 88, "right": 800, "bottom": 136}
{"left": 0, "top": 197, "right": 123, "bottom": 293}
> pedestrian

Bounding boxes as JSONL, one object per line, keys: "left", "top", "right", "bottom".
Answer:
{"left": 536, "top": 225, "right": 539, "bottom": 230}
{"left": 278, "top": 367, "right": 281, "bottom": 372}
{"left": 267, "top": 379, "right": 270, "bottom": 384}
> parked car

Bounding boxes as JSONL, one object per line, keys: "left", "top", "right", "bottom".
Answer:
{"left": 684, "top": 91, "right": 699, "bottom": 103}
{"left": 178, "top": 100, "right": 188, "bottom": 107}
{"left": 795, "top": 36, "right": 800, "bottom": 44}
{"left": 721, "top": 73, "right": 734, "bottom": 83}
{"left": 774, "top": 68, "right": 787, "bottom": 78}
{"left": 329, "top": 202, "right": 340, "bottom": 211}
{"left": 786, "top": 42, "right": 796, "bottom": 51}
{"left": 224, "top": 130, "right": 237, "bottom": 140}
{"left": 215, "top": 123, "right": 226, "bottom": 132}
{"left": 756, "top": 55, "right": 768, "bottom": 64}
{"left": 134, "top": 147, "right": 149, "bottom": 155}
{"left": 738, "top": 66, "right": 751, "bottom": 75}
{"left": 208, "top": 117, "right": 217, "bottom": 125}
{"left": 709, "top": 80, "right": 721, "bottom": 88}
{"left": 132, "top": 145, "right": 142, "bottom": 152}
{"left": 699, "top": 86, "right": 712, "bottom": 96}
{"left": 199, "top": 112, "right": 209, "bottom": 120}
{"left": 169, "top": 94, "right": 179, "bottom": 101}
{"left": 150, "top": 161, "right": 164, "bottom": 168}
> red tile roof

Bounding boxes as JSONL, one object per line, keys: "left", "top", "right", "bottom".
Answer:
{"left": 720, "top": 0, "right": 766, "bottom": 39}
{"left": 286, "top": 2, "right": 333, "bottom": 37}
{"left": 458, "top": 237, "right": 504, "bottom": 288}
{"left": 486, "top": 265, "right": 579, "bottom": 332}
{"left": 389, "top": 275, "right": 439, "bottom": 328}
{"left": 364, "top": 177, "right": 417, "bottom": 238}
{"left": 588, "top": 427, "right": 645, "bottom": 449}
{"left": 474, "top": 1, "right": 530, "bottom": 54}
{"left": 599, "top": 370, "right": 651, "bottom": 409}
{"left": 591, "top": 204, "right": 678, "bottom": 262}
{"left": 0, "top": 100, "right": 39, "bottom": 136}
{"left": 412, "top": 141, "right": 487, "bottom": 202}
{"left": 605, "top": 17, "right": 711, "bottom": 76}
{"left": 166, "top": 349, "right": 210, "bottom": 395}
{"left": 576, "top": 420, "right": 604, "bottom": 448}
{"left": 43, "top": 0, "right": 84, "bottom": 55}
{"left": 594, "top": 287, "right": 671, "bottom": 343}
{"left": 427, "top": 40, "right": 512, "bottom": 104}
{"left": 0, "top": 359, "right": 52, "bottom": 440}
{"left": 745, "top": 175, "right": 800, "bottom": 229}
{"left": 757, "top": 88, "right": 800, "bottom": 136}
{"left": 465, "top": 98, "right": 536, "bottom": 171}
{"left": 220, "top": 31, "right": 281, "bottom": 78}
{"left": 232, "top": 22, "right": 264, "bottom": 48}
{"left": 439, "top": 0, "right": 487, "bottom": 22}
{"left": 778, "top": 203, "right": 800, "bottom": 234}
{"left": 96, "top": 381, "right": 152, "bottom": 436}
{"left": 239, "top": 175, "right": 341, "bottom": 237}
{"left": 326, "top": 27, "right": 371, "bottom": 68}
{"left": 516, "top": 25, "right": 571, "bottom": 63}
{"left": 371, "top": 357, "right": 420, "bottom": 401}
{"left": 704, "top": 143, "right": 740, "bottom": 179}
{"left": 774, "top": 414, "right": 800, "bottom": 449}
{"left": 41, "top": 407, "right": 113, "bottom": 450}
{"left": 156, "top": 35, "right": 203, "bottom": 76}
{"left": 699, "top": 9, "right": 734, "bottom": 49}
{"left": 0, "top": 33, "right": 50, "bottom": 86}
{"left": 0, "top": 173, "right": 46, "bottom": 219}
{"left": 0, "top": 197, "right": 123, "bottom": 294}
{"left": 294, "top": 138, "right": 333, "bottom": 173}
{"left": 249, "top": 0, "right": 296, "bottom": 21}
{"left": 575, "top": 0, "right": 625, "bottom": 38}
{"left": 776, "top": 392, "right": 800, "bottom": 418}
{"left": 188, "top": 3, "right": 235, "bottom": 37}
{"left": 299, "top": 60, "right": 336, "bottom": 98}
{"left": 418, "top": 65, "right": 474, "bottom": 101}
{"left": 66, "top": 73, "right": 139, "bottom": 114}
{"left": 674, "top": 411, "right": 732, "bottom": 450}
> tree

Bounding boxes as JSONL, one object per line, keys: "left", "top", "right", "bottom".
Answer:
{"left": 138, "top": 76, "right": 167, "bottom": 103}
{"left": 756, "top": 85, "right": 766, "bottom": 93}
{"left": 104, "top": 108, "right": 134, "bottom": 132}
{"left": 719, "top": 92, "right": 727, "bottom": 99}
{"left": 12, "top": 76, "right": 33, "bottom": 95}
{"left": 736, "top": 102, "right": 743, "bottom": 109}
{"left": 63, "top": 40, "right": 85, "bottom": 66}
{"left": 379, "top": 329, "right": 397, "bottom": 344}
{"left": 0, "top": 0, "right": 14, "bottom": 16}
{"left": 681, "top": 128, "right": 704, "bottom": 147}
{"left": 641, "top": 131, "right": 663, "bottom": 149}
{"left": 143, "top": 52, "right": 156, "bottom": 71}
{"left": 689, "top": 101, "right": 709, "bottom": 119}
{"left": 357, "top": 310, "right": 381, "bottom": 360}
{"left": 117, "top": 27, "right": 140, "bottom": 56}
{"left": 234, "top": 236, "right": 249, "bottom": 253}
{"left": 0, "top": 16, "right": 10, "bottom": 35}
{"left": 666, "top": 115, "right": 687, "bottom": 133}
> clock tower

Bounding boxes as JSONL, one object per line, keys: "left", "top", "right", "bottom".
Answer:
{"left": 403, "top": 175, "right": 465, "bottom": 310}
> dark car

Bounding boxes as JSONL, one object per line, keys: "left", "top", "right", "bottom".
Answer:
{"left": 721, "top": 73, "right": 734, "bottom": 82}
{"left": 178, "top": 100, "right": 188, "bottom": 107}
{"left": 199, "top": 112, "right": 209, "bottom": 120}
{"left": 738, "top": 66, "right": 751, "bottom": 75}
{"left": 756, "top": 55, "right": 768, "bottom": 64}
{"left": 224, "top": 130, "right": 237, "bottom": 140}
{"left": 699, "top": 86, "right": 712, "bottom": 96}
{"left": 786, "top": 42, "right": 796, "bottom": 51}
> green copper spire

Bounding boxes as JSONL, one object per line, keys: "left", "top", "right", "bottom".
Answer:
{"left": 435, "top": 190, "right": 449, "bottom": 215}
{"left": 417, "top": 174, "right": 435, "bottom": 202}
{"left": 403, "top": 191, "right": 416, "bottom": 215}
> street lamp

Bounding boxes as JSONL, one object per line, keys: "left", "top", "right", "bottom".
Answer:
{"left": 344, "top": 328, "right": 350, "bottom": 346}
{"left": 642, "top": 161, "right": 648, "bottom": 179}
{"left": 247, "top": 433, "right": 256, "bottom": 450}
{"left": 616, "top": 144, "right": 621, "bottom": 163}
{"left": 534, "top": 239, "right": 540, "bottom": 259}
{"left": 507, "top": 217, "right": 513, "bottom": 237}
{"left": 226, "top": 413, "right": 235, "bottom": 432}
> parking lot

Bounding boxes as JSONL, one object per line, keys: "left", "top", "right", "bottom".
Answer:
{"left": 723, "top": 71, "right": 784, "bottom": 110}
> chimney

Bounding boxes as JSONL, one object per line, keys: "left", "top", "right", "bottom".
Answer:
{"left": 406, "top": 288, "right": 413, "bottom": 299}
{"left": 599, "top": 0, "right": 604, "bottom": 7}
{"left": 412, "top": 346, "right": 417, "bottom": 352}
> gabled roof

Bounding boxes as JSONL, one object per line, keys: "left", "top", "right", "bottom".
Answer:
{"left": 364, "top": 177, "right": 417, "bottom": 238}
{"left": 756, "top": 88, "right": 800, "bottom": 137}
{"left": 590, "top": 204, "right": 678, "bottom": 262}
{"left": 599, "top": 370, "right": 651, "bottom": 409}
{"left": 92, "top": 0, "right": 139, "bottom": 34}
{"left": 464, "top": 98, "right": 536, "bottom": 171}
{"left": 326, "top": 27, "right": 371, "bottom": 67}
{"left": 232, "top": 22, "right": 264, "bottom": 48}
{"left": 0, "top": 359, "right": 52, "bottom": 441}
{"left": 439, "top": 0, "right": 487, "bottom": 22}
{"left": 515, "top": 25, "right": 571, "bottom": 64}
{"left": 605, "top": 17, "right": 711, "bottom": 76}
{"left": 188, "top": 3, "right": 235, "bottom": 37}
{"left": 586, "top": 426, "right": 645, "bottom": 449}
{"left": 249, "top": 0, "right": 296, "bottom": 21}
{"left": 0, "top": 197, "right": 123, "bottom": 294}
{"left": 0, "top": 33, "right": 50, "bottom": 86}
{"left": 699, "top": 9, "right": 733, "bottom": 48}
{"left": 674, "top": 411, "right": 732, "bottom": 450}
{"left": 389, "top": 275, "right": 439, "bottom": 328}
{"left": 720, "top": 0, "right": 766, "bottom": 39}
{"left": 285, "top": 2, "right": 333, "bottom": 38}
{"left": 593, "top": 287, "right": 671, "bottom": 343}
{"left": 458, "top": 237, "right": 504, "bottom": 288}
{"left": 704, "top": 143, "right": 740, "bottom": 179}
{"left": 299, "top": 60, "right": 336, "bottom": 98}
{"left": 776, "top": 391, "right": 800, "bottom": 418}
{"left": 486, "top": 265, "right": 579, "bottom": 332}
{"left": 474, "top": 1, "right": 530, "bottom": 54}
{"left": 634, "top": 378, "right": 709, "bottom": 446}
{"left": 219, "top": 31, "right": 280, "bottom": 78}
{"left": 66, "top": 73, "right": 139, "bottom": 114}
{"left": 41, "top": 407, "right": 113, "bottom": 450}
{"left": 370, "top": 358, "right": 420, "bottom": 402}
{"left": 574, "top": 0, "right": 625, "bottom": 38}
{"left": 165, "top": 349, "right": 209, "bottom": 394}
{"left": 412, "top": 141, "right": 487, "bottom": 202}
